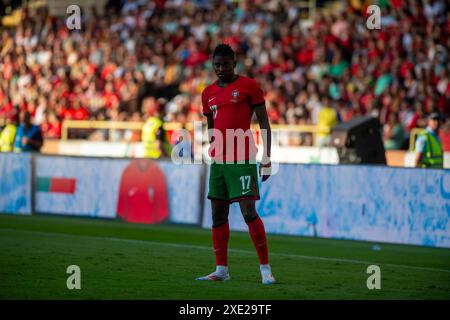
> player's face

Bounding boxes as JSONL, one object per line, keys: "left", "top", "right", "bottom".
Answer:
{"left": 213, "top": 56, "right": 235, "bottom": 83}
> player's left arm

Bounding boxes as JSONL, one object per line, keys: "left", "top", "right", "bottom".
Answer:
{"left": 254, "top": 103, "right": 271, "bottom": 182}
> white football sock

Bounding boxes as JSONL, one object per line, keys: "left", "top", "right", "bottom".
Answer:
{"left": 216, "top": 265, "right": 229, "bottom": 274}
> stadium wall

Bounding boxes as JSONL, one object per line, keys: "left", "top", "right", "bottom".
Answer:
{"left": 43, "top": 140, "right": 340, "bottom": 165}
{"left": 1, "top": 153, "right": 448, "bottom": 248}
{"left": 202, "top": 164, "right": 450, "bottom": 248}
{"left": 40, "top": 140, "right": 450, "bottom": 168}
{"left": 33, "top": 155, "right": 203, "bottom": 224}
{"left": 0, "top": 153, "right": 32, "bottom": 215}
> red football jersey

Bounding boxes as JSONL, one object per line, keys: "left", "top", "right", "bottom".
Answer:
{"left": 116, "top": 159, "right": 169, "bottom": 224}
{"left": 202, "top": 75, "right": 264, "bottom": 162}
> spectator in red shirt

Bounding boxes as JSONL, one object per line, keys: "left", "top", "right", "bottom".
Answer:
{"left": 69, "top": 101, "right": 90, "bottom": 121}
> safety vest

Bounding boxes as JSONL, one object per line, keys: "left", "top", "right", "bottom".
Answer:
{"left": 0, "top": 124, "right": 17, "bottom": 152}
{"left": 419, "top": 131, "right": 443, "bottom": 169}
{"left": 141, "top": 117, "right": 172, "bottom": 159}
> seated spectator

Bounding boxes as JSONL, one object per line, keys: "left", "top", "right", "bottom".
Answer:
{"left": 383, "top": 112, "right": 405, "bottom": 150}
{"left": 42, "top": 112, "right": 62, "bottom": 139}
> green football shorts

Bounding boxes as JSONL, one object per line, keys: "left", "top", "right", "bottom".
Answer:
{"left": 207, "top": 162, "right": 260, "bottom": 203}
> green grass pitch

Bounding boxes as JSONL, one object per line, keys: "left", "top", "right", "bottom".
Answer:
{"left": 0, "top": 214, "right": 449, "bottom": 299}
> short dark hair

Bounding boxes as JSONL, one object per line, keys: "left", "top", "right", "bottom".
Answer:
{"left": 213, "top": 44, "right": 235, "bottom": 59}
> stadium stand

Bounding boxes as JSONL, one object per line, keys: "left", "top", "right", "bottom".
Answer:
{"left": 0, "top": 0, "right": 449, "bottom": 151}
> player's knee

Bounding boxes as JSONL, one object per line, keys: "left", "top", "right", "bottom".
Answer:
{"left": 212, "top": 217, "right": 228, "bottom": 228}
{"left": 242, "top": 211, "right": 258, "bottom": 223}
{"left": 212, "top": 210, "right": 229, "bottom": 227}
{"left": 240, "top": 201, "right": 257, "bottom": 220}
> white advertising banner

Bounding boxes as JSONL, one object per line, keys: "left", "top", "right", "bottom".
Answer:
{"left": 202, "top": 163, "right": 450, "bottom": 248}
{"left": 35, "top": 156, "right": 127, "bottom": 218}
{"left": 35, "top": 156, "right": 203, "bottom": 224}
{"left": 0, "top": 153, "right": 32, "bottom": 215}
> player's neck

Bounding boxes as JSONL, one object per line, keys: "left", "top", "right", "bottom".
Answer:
{"left": 217, "top": 74, "right": 239, "bottom": 87}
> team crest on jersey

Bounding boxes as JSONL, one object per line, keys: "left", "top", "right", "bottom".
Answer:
{"left": 210, "top": 104, "right": 218, "bottom": 119}
{"left": 231, "top": 89, "right": 239, "bottom": 103}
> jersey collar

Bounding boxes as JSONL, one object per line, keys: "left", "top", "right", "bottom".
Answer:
{"left": 215, "top": 75, "right": 240, "bottom": 88}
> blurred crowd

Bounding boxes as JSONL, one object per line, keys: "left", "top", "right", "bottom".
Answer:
{"left": 0, "top": 0, "right": 449, "bottom": 149}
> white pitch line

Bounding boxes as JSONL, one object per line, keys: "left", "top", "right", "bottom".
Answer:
{"left": 1, "top": 227, "right": 450, "bottom": 274}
